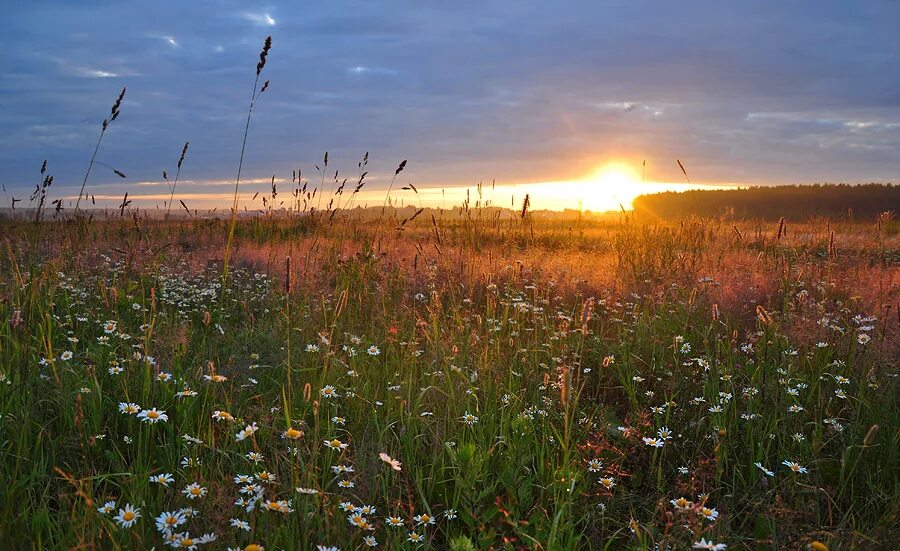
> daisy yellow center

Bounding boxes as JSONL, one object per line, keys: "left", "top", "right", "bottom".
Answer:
{"left": 421, "top": 515, "right": 431, "bottom": 522}
{"left": 147, "top": 411, "right": 159, "bottom": 419}
{"left": 166, "top": 517, "right": 177, "bottom": 525}
{"left": 330, "top": 440, "right": 341, "bottom": 447}
{"left": 190, "top": 487, "right": 201, "bottom": 495}
{"left": 180, "top": 539, "right": 193, "bottom": 547}
{"left": 675, "top": 498, "right": 689, "bottom": 507}
{"left": 123, "top": 511, "right": 135, "bottom": 521}
{"left": 245, "top": 545, "right": 264, "bottom": 551}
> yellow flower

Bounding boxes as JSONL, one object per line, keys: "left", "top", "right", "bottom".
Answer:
{"left": 283, "top": 427, "right": 304, "bottom": 440}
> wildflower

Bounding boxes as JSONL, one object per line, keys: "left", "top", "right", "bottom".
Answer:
{"left": 256, "top": 471, "right": 276, "bottom": 483}
{"left": 60, "top": 351, "right": 73, "bottom": 361}
{"left": 444, "top": 509, "right": 458, "bottom": 519}
{"left": 461, "top": 412, "right": 479, "bottom": 426}
{"left": 347, "top": 513, "right": 368, "bottom": 527}
{"left": 657, "top": 426, "right": 673, "bottom": 440}
{"left": 386, "top": 516, "right": 404, "bottom": 527}
{"left": 150, "top": 473, "right": 175, "bottom": 487}
{"left": 628, "top": 518, "right": 640, "bottom": 535}
{"left": 407, "top": 532, "right": 425, "bottom": 543}
{"left": 598, "top": 477, "right": 616, "bottom": 489}
{"left": 367, "top": 345, "right": 381, "bottom": 356}
{"left": 324, "top": 438, "right": 348, "bottom": 450}
{"left": 97, "top": 501, "right": 116, "bottom": 514}
{"left": 181, "top": 457, "right": 201, "bottom": 468}
{"left": 182, "top": 483, "right": 208, "bottom": 499}
{"left": 240, "top": 483, "right": 263, "bottom": 495}
{"left": 236, "top": 423, "right": 259, "bottom": 442}
{"left": 108, "top": 365, "right": 124, "bottom": 375}
{"left": 857, "top": 333, "right": 871, "bottom": 345}
{"left": 834, "top": 389, "right": 847, "bottom": 399}
{"left": 262, "top": 499, "right": 293, "bottom": 513}
{"left": 230, "top": 518, "right": 251, "bottom": 531}
{"left": 119, "top": 402, "right": 141, "bottom": 415}
{"left": 782, "top": 460, "right": 808, "bottom": 474}
{"left": 234, "top": 474, "right": 254, "bottom": 484}
{"left": 670, "top": 496, "right": 692, "bottom": 510}
{"left": 357, "top": 505, "right": 377, "bottom": 515}
{"left": 155, "top": 510, "right": 187, "bottom": 532}
{"left": 379, "top": 452, "right": 402, "bottom": 471}
{"left": 642, "top": 437, "right": 664, "bottom": 448}
{"left": 754, "top": 462, "right": 774, "bottom": 477}
{"left": 338, "top": 480, "right": 355, "bottom": 489}
{"left": 246, "top": 451, "right": 264, "bottom": 463}
{"left": 114, "top": 503, "right": 141, "bottom": 528}
{"left": 414, "top": 513, "right": 435, "bottom": 526}
{"left": 678, "top": 466, "right": 689, "bottom": 475}
{"left": 203, "top": 374, "right": 227, "bottom": 383}
{"left": 137, "top": 408, "right": 168, "bottom": 423}
{"left": 320, "top": 385, "right": 339, "bottom": 398}
{"left": 283, "top": 427, "right": 304, "bottom": 439}
{"left": 363, "top": 536, "right": 378, "bottom": 547}
{"left": 586, "top": 458, "right": 603, "bottom": 472}
{"left": 700, "top": 506, "right": 719, "bottom": 521}
{"left": 693, "top": 539, "right": 727, "bottom": 550}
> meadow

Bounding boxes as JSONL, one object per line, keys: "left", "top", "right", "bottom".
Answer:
{"left": 1, "top": 33, "right": 898, "bottom": 551}
{"left": 0, "top": 207, "right": 897, "bottom": 550}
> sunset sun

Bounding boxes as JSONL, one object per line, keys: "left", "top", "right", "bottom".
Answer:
{"left": 577, "top": 163, "right": 640, "bottom": 211}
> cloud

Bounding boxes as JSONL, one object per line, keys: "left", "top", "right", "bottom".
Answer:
{"left": 147, "top": 34, "right": 179, "bottom": 47}
{"left": 347, "top": 65, "right": 398, "bottom": 76}
{"left": 241, "top": 11, "right": 276, "bottom": 26}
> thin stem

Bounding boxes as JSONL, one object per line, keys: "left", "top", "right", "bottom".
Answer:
{"left": 74, "top": 128, "right": 106, "bottom": 214}
{"left": 222, "top": 72, "right": 261, "bottom": 289}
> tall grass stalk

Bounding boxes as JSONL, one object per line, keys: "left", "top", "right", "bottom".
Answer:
{"left": 222, "top": 36, "right": 271, "bottom": 287}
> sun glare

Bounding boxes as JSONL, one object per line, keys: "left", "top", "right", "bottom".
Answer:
{"left": 593, "top": 163, "right": 639, "bottom": 188}
{"left": 576, "top": 162, "right": 641, "bottom": 211}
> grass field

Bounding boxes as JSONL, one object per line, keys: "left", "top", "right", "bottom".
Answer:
{"left": 0, "top": 209, "right": 897, "bottom": 550}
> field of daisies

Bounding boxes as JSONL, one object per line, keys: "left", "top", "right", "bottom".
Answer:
{"left": 0, "top": 215, "right": 897, "bottom": 550}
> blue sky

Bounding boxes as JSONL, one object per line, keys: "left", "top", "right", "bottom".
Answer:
{"left": 1, "top": 1, "right": 899, "bottom": 209}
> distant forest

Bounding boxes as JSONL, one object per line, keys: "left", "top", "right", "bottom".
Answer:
{"left": 632, "top": 184, "right": 898, "bottom": 220}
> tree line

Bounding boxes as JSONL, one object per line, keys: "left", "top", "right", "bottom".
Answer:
{"left": 632, "top": 184, "right": 898, "bottom": 220}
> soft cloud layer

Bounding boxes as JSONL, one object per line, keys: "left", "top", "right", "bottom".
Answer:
{"left": 1, "top": 1, "right": 898, "bottom": 208}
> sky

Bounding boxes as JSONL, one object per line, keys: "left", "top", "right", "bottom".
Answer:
{"left": 1, "top": 1, "right": 899, "bottom": 211}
